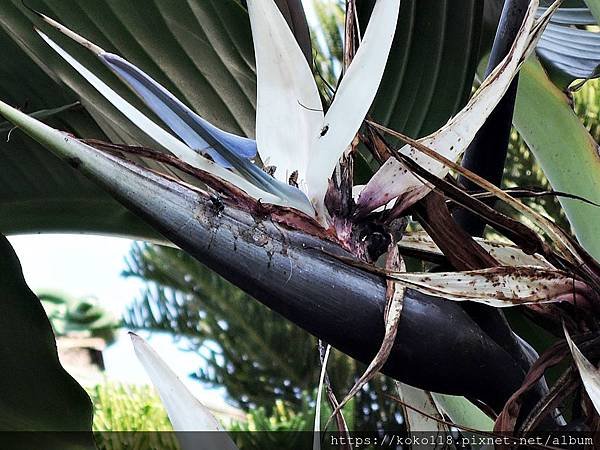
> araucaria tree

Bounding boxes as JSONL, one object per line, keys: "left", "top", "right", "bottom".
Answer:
{"left": 1, "top": 0, "right": 600, "bottom": 447}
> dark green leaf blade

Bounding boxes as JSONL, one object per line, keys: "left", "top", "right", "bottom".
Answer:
{"left": 359, "top": 0, "right": 484, "bottom": 139}
{"left": 0, "top": 234, "right": 94, "bottom": 449}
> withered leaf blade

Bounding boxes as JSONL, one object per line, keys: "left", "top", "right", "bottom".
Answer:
{"left": 412, "top": 191, "right": 499, "bottom": 271}
{"left": 495, "top": 340, "right": 569, "bottom": 434}
{"left": 367, "top": 121, "right": 595, "bottom": 274}
{"left": 399, "top": 231, "right": 553, "bottom": 269}
{"left": 357, "top": 0, "right": 558, "bottom": 214}
{"left": 387, "top": 266, "right": 595, "bottom": 308}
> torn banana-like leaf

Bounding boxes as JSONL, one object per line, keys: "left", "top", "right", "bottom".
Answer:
{"left": 387, "top": 266, "right": 593, "bottom": 308}
{"left": 399, "top": 231, "right": 554, "bottom": 268}
{"left": 397, "top": 384, "right": 451, "bottom": 434}
{"left": 306, "top": 0, "right": 401, "bottom": 214}
{"left": 356, "top": 0, "right": 558, "bottom": 215}
{"left": 333, "top": 245, "right": 405, "bottom": 415}
{"left": 36, "top": 19, "right": 314, "bottom": 214}
{"left": 313, "top": 344, "right": 331, "bottom": 450}
{"left": 564, "top": 325, "right": 600, "bottom": 416}
{"left": 130, "top": 333, "right": 239, "bottom": 449}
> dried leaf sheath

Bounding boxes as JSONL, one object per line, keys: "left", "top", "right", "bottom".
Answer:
{"left": 357, "top": 0, "right": 559, "bottom": 215}
{"left": 387, "top": 267, "right": 596, "bottom": 309}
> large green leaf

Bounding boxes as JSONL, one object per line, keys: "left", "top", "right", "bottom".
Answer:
{"left": 431, "top": 393, "right": 494, "bottom": 431}
{"left": 0, "top": 24, "right": 159, "bottom": 238}
{"left": 359, "top": 0, "right": 483, "bottom": 139}
{"left": 0, "top": 234, "right": 94, "bottom": 448}
{"left": 585, "top": 0, "right": 600, "bottom": 22}
{"left": 514, "top": 57, "right": 600, "bottom": 260}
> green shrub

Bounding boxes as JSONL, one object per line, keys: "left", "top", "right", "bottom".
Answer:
{"left": 88, "top": 382, "right": 178, "bottom": 450}
{"left": 88, "top": 382, "right": 172, "bottom": 431}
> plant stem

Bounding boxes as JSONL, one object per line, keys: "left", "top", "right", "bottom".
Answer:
{"left": 455, "top": 0, "right": 530, "bottom": 236}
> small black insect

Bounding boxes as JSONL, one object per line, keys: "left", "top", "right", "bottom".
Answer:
{"left": 209, "top": 194, "right": 224, "bottom": 213}
{"left": 264, "top": 165, "right": 277, "bottom": 176}
{"left": 288, "top": 170, "right": 299, "bottom": 188}
{"left": 320, "top": 125, "right": 329, "bottom": 137}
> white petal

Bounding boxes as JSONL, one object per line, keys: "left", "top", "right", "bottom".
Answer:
{"left": 130, "top": 334, "right": 239, "bottom": 449}
{"left": 307, "top": 0, "right": 401, "bottom": 215}
{"left": 248, "top": 0, "right": 323, "bottom": 187}
{"left": 357, "top": 0, "right": 559, "bottom": 214}
{"left": 564, "top": 325, "right": 600, "bottom": 416}
{"left": 313, "top": 344, "right": 331, "bottom": 450}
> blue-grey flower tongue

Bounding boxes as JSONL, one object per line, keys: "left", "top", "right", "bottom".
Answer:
{"left": 100, "top": 53, "right": 256, "bottom": 168}
{"left": 98, "top": 53, "right": 311, "bottom": 208}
